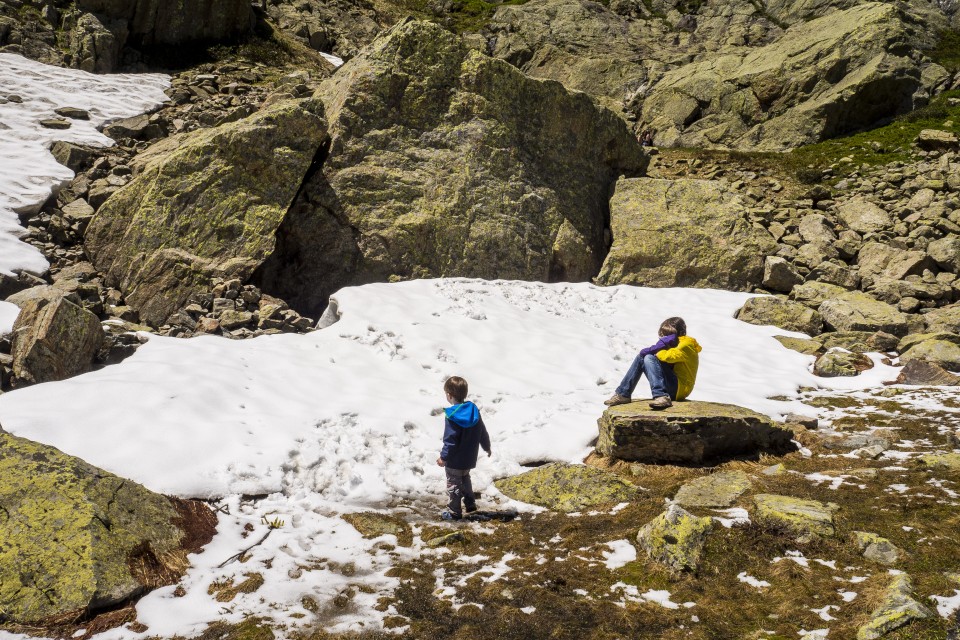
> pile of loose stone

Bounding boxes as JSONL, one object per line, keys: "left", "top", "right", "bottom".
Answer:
{"left": 651, "top": 131, "right": 960, "bottom": 383}
{"left": 0, "top": 62, "right": 325, "bottom": 391}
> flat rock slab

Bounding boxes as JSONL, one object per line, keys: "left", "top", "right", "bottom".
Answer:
{"left": 597, "top": 401, "right": 795, "bottom": 464}
{"left": 494, "top": 462, "right": 639, "bottom": 513}
{"left": 673, "top": 470, "right": 751, "bottom": 508}
{"left": 753, "top": 493, "right": 839, "bottom": 538}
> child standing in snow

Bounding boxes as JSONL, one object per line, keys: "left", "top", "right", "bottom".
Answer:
{"left": 437, "top": 376, "right": 491, "bottom": 521}
{"left": 604, "top": 317, "right": 701, "bottom": 410}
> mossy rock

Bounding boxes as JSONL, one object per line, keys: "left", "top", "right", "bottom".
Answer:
{"left": 819, "top": 290, "right": 912, "bottom": 337}
{"left": 0, "top": 432, "right": 207, "bottom": 624}
{"left": 813, "top": 349, "right": 874, "bottom": 377}
{"left": 791, "top": 281, "right": 848, "bottom": 309}
{"left": 736, "top": 296, "right": 824, "bottom": 336}
{"left": 673, "top": 470, "right": 752, "bottom": 508}
{"left": 857, "top": 574, "right": 932, "bottom": 640}
{"left": 596, "top": 178, "right": 775, "bottom": 291}
{"left": 343, "top": 512, "right": 413, "bottom": 546}
{"left": 919, "top": 453, "right": 960, "bottom": 472}
{"left": 636, "top": 504, "right": 714, "bottom": 572}
{"left": 85, "top": 98, "right": 328, "bottom": 326}
{"left": 752, "top": 493, "right": 839, "bottom": 538}
{"left": 899, "top": 338, "right": 960, "bottom": 372}
{"left": 774, "top": 335, "right": 823, "bottom": 355}
{"left": 852, "top": 531, "right": 901, "bottom": 565}
{"left": 494, "top": 462, "right": 638, "bottom": 513}
{"left": 820, "top": 330, "right": 899, "bottom": 353}
{"left": 256, "top": 20, "right": 648, "bottom": 317}
{"left": 597, "top": 401, "right": 795, "bottom": 464}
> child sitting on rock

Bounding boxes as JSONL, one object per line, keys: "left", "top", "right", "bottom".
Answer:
{"left": 604, "top": 317, "right": 701, "bottom": 410}
{"left": 437, "top": 376, "right": 491, "bottom": 521}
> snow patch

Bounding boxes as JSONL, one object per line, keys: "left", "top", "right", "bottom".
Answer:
{"left": 0, "top": 53, "right": 168, "bottom": 277}
{"left": 602, "top": 539, "right": 637, "bottom": 569}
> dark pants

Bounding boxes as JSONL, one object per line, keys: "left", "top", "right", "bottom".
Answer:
{"left": 615, "top": 353, "right": 679, "bottom": 399}
{"left": 446, "top": 467, "right": 476, "bottom": 516}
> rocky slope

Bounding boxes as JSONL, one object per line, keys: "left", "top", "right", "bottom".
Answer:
{"left": 80, "top": 19, "right": 646, "bottom": 323}
{"left": 485, "top": 0, "right": 955, "bottom": 149}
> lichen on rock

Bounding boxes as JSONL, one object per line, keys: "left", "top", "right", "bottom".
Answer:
{"left": 596, "top": 178, "right": 775, "bottom": 291}
{"left": 752, "top": 493, "right": 839, "bottom": 538}
{"left": 85, "top": 98, "right": 329, "bottom": 327}
{"left": 493, "top": 462, "right": 639, "bottom": 512}
{"left": 636, "top": 504, "right": 714, "bottom": 572}
{"left": 0, "top": 432, "right": 213, "bottom": 624}
{"left": 673, "top": 470, "right": 752, "bottom": 508}
{"left": 857, "top": 574, "right": 931, "bottom": 640}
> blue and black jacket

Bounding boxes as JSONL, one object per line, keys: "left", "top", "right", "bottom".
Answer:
{"left": 440, "top": 401, "right": 491, "bottom": 470}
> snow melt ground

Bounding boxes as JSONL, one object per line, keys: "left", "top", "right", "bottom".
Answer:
{"left": 0, "top": 53, "right": 169, "bottom": 277}
{"left": 0, "top": 279, "right": 903, "bottom": 636}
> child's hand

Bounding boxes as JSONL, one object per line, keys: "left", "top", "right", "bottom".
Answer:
{"left": 437, "top": 457, "right": 445, "bottom": 467}
{"left": 487, "top": 450, "right": 492, "bottom": 457}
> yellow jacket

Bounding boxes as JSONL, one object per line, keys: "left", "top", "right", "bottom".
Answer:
{"left": 657, "top": 336, "right": 701, "bottom": 400}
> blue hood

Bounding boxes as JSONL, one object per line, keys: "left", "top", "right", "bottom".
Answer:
{"left": 445, "top": 401, "right": 480, "bottom": 428}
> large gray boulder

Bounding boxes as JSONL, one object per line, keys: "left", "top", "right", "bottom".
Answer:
{"left": 85, "top": 99, "right": 328, "bottom": 327}
{"left": 0, "top": 432, "right": 216, "bottom": 624}
{"left": 595, "top": 178, "right": 774, "bottom": 290}
{"left": 10, "top": 288, "right": 103, "bottom": 386}
{"left": 253, "top": 20, "right": 648, "bottom": 317}
{"left": 837, "top": 198, "right": 894, "bottom": 235}
{"left": 819, "top": 290, "right": 913, "bottom": 336}
{"left": 639, "top": 4, "right": 944, "bottom": 150}
{"left": 735, "top": 296, "right": 824, "bottom": 336}
{"left": 923, "top": 305, "right": 960, "bottom": 333}
{"left": 596, "top": 401, "right": 795, "bottom": 464}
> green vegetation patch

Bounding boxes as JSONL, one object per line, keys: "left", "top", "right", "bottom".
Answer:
{"left": 393, "top": 0, "right": 531, "bottom": 33}
{"left": 930, "top": 29, "right": 960, "bottom": 74}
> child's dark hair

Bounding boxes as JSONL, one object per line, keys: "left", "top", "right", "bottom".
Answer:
{"left": 444, "top": 376, "right": 469, "bottom": 403}
{"left": 659, "top": 317, "right": 686, "bottom": 337}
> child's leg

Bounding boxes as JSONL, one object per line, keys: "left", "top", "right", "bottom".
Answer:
{"left": 462, "top": 471, "right": 476, "bottom": 512}
{"left": 615, "top": 353, "right": 649, "bottom": 398}
{"left": 445, "top": 468, "right": 466, "bottom": 516}
{"left": 643, "top": 354, "right": 677, "bottom": 399}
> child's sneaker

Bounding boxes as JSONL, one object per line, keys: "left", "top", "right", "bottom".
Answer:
{"left": 604, "top": 394, "right": 631, "bottom": 406}
{"left": 649, "top": 396, "right": 672, "bottom": 410}
{"left": 439, "top": 510, "right": 462, "bottom": 521}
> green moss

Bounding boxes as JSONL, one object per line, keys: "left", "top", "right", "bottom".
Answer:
{"left": 637, "top": 505, "right": 714, "bottom": 571}
{"left": 392, "top": 0, "right": 531, "bottom": 33}
{"left": 784, "top": 89, "right": 960, "bottom": 182}
{"left": 930, "top": 30, "right": 960, "bottom": 74}
{"left": 494, "top": 462, "right": 639, "bottom": 512}
{"left": 0, "top": 433, "right": 182, "bottom": 624}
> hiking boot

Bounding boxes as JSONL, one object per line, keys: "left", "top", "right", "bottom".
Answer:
{"left": 465, "top": 504, "right": 478, "bottom": 514}
{"left": 604, "top": 394, "right": 631, "bottom": 406}
{"left": 649, "top": 396, "right": 672, "bottom": 410}
{"left": 439, "top": 510, "right": 462, "bottom": 521}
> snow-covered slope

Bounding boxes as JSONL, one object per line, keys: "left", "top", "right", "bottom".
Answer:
{"left": 0, "top": 278, "right": 897, "bottom": 499}
{"left": 0, "top": 53, "right": 168, "bottom": 277}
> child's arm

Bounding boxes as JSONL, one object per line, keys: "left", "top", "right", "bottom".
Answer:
{"left": 638, "top": 334, "right": 677, "bottom": 358}
{"left": 439, "top": 420, "right": 459, "bottom": 465}
{"left": 657, "top": 342, "right": 687, "bottom": 363}
{"left": 478, "top": 417, "right": 492, "bottom": 457}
